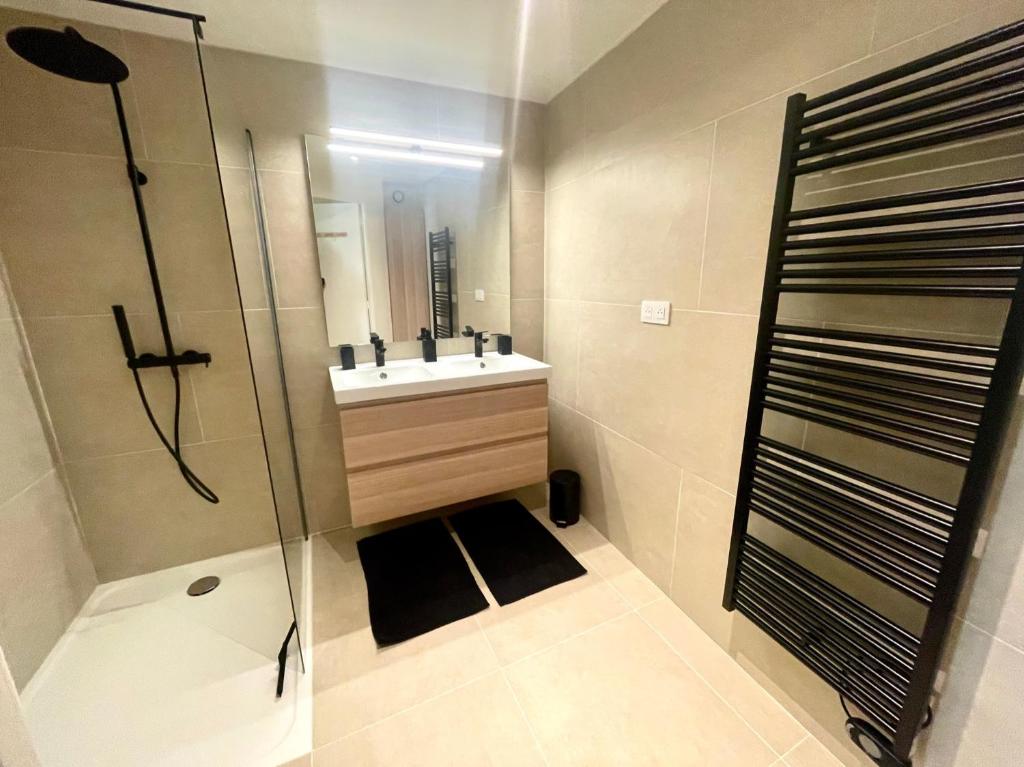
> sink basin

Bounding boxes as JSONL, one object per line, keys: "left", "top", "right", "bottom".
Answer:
{"left": 330, "top": 352, "right": 551, "bottom": 405}
{"left": 443, "top": 355, "right": 539, "bottom": 375}
{"left": 344, "top": 365, "right": 437, "bottom": 387}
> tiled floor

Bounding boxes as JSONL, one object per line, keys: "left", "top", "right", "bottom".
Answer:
{"left": 299, "top": 507, "right": 844, "bottom": 767}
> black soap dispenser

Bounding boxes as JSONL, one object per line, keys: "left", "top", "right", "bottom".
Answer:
{"left": 417, "top": 327, "right": 437, "bottom": 362}
{"left": 495, "top": 334, "right": 513, "bottom": 355}
{"left": 339, "top": 344, "right": 356, "bottom": 370}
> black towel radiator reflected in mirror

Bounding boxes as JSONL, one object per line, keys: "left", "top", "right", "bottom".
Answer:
{"left": 429, "top": 227, "right": 455, "bottom": 338}
{"left": 722, "top": 17, "right": 1024, "bottom": 767}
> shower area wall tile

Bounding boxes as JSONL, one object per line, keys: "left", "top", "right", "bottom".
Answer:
{"left": 66, "top": 436, "right": 277, "bottom": 581}
{"left": 0, "top": 148, "right": 154, "bottom": 318}
{"left": 0, "top": 7, "right": 145, "bottom": 157}
{"left": 121, "top": 32, "right": 215, "bottom": 166}
{"left": 0, "top": 319, "right": 53, "bottom": 501}
{"left": 22, "top": 315, "right": 203, "bottom": 462}
{"left": 0, "top": 471, "right": 97, "bottom": 690}
{"left": 178, "top": 310, "right": 261, "bottom": 442}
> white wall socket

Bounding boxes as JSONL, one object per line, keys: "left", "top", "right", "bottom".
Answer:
{"left": 641, "top": 300, "right": 671, "bottom": 325}
{"left": 474, "top": 288, "right": 485, "bottom": 302}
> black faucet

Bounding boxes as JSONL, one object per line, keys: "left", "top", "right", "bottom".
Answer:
{"left": 369, "top": 332, "right": 386, "bottom": 367}
{"left": 473, "top": 330, "right": 489, "bottom": 358}
{"left": 461, "top": 325, "right": 488, "bottom": 357}
{"left": 417, "top": 327, "right": 437, "bottom": 362}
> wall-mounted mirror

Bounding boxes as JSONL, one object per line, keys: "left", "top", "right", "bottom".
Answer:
{"left": 304, "top": 132, "right": 511, "bottom": 346}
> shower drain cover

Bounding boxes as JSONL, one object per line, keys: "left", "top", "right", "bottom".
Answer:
{"left": 187, "top": 576, "right": 221, "bottom": 597}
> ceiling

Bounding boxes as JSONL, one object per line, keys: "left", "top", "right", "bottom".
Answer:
{"left": 6, "top": 0, "right": 668, "bottom": 103}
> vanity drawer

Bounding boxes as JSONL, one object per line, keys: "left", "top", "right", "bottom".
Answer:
{"left": 346, "top": 435, "right": 547, "bottom": 526}
{"left": 339, "top": 381, "right": 549, "bottom": 526}
{"left": 339, "top": 382, "right": 548, "bottom": 470}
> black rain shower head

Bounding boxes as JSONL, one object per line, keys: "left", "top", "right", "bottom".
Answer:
{"left": 5, "top": 25, "right": 129, "bottom": 84}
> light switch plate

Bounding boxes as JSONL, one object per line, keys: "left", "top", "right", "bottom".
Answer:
{"left": 641, "top": 300, "right": 671, "bottom": 325}
{"left": 474, "top": 288, "right": 485, "bottom": 302}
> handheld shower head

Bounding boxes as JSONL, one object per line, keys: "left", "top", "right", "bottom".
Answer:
{"left": 5, "top": 25, "right": 129, "bottom": 84}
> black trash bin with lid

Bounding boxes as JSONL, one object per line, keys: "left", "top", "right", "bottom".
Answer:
{"left": 549, "top": 470, "right": 581, "bottom": 528}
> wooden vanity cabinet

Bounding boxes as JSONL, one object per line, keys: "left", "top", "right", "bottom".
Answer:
{"left": 339, "top": 381, "right": 548, "bottom": 526}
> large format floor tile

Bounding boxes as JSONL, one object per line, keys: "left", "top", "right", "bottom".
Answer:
{"left": 312, "top": 673, "right": 545, "bottom": 767}
{"left": 307, "top": 511, "right": 840, "bottom": 766}
{"left": 311, "top": 531, "right": 500, "bottom": 746}
{"left": 505, "top": 612, "right": 779, "bottom": 767}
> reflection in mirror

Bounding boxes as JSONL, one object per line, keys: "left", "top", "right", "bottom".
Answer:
{"left": 304, "top": 132, "right": 511, "bottom": 347}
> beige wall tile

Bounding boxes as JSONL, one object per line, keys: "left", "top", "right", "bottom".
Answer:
{"left": 0, "top": 8, "right": 145, "bottom": 158}
{"left": 511, "top": 190, "right": 544, "bottom": 300}
{"left": 918, "top": 621, "right": 1024, "bottom": 767}
{"left": 178, "top": 311, "right": 260, "bottom": 442}
{"left": 543, "top": 178, "right": 582, "bottom": 301}
{"left": 65, "top": 436, "right": 277, "bottom": 581}
{"left": 699, "top": 96, "right": 786, "bottom": 315}
{"left": 543, "top": 300, "right": 580, "bottom": 406}
{"left": 275, "top": 307, "right": 338, "bottom": 430}
{"left": 506, "top": 613, "right": 778, "bottom": 767}
{"left": 511, "top": 100, "right": 546, "bottom": 193}
{"left": 960, "top": 399, "right": 1024, "bottom": 651}
{"left": 576, "top": 306, "right": 756, "bottom": 492}
{"left": 0, "top": 471, "right": 96, "bottom": 689}
{"left": 551, "top": 406, "right": 681, "bottom": 591}
{"left": 122, "top": 33, "right": 214, "bottom": 165}
{"left": 0, "top": 149, "right": 154, "bottom": 317}
{"left": 141, "top": 160, "right": 241, "bottom": 312}
{"left": 576, "top": 302, "right": 688, "bottom": 462}
{"left": 436, "top": 87, "right": 510, "bottom": 145}
{"left": 313, "top": 673, "right": 545, "bottom": 767}
{"left": 0, "top": 267, "right": 13, "bottom": 320}
{"left": 295, "top": 422, "right": 351, "bottom": 533}
{"left": 581, "top": 1, "right": 875, "bottom": 161}
{"left": 23, "top": 314, "right": 202, "bottom": 461}
{"left": 261, "top": 170, "right": 322, "bottom": 309}
{"left": 870, "top": 0, "right": 1017, "bottom": 52}
{"left": 640, "top": 599, "right": 806, "bottom": 756}
{"left": 574, "top": 125, "right": 714, "bottom": 307}
{"left": 544, "top": 84, "right": 588, "bottom": 192}
{"left": 670, "top": 471, "right": 737, "bottom": 649}
{"left": 219, "top": 166, "right": 270, "bottom": 311}
{"left": 510, "top": 299, "right": 543, "bottom": 361}
{"left": 0, "top": 320, "right": 53, "bottom": 502}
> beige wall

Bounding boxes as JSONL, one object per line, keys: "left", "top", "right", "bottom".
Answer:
{"left": 543, "top": 1, "right": 1024, "bottom": 765}
{"left": 201, "top": 37, "right": 545, "bottom": 535}
{"left": 0, "top": 259, "right": 96, "bottom": 691}
{"left": 0, "top": 8, "right": 282, "bottom": 583}
{"left": 0, "top": 6, "right": 545, "bottom": 580}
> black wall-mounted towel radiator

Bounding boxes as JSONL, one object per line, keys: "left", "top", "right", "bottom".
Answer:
{"left": 722, "top": 17, "right": 1024, "bottom": 767}
{"left": 429, "top": 227, "right": 455, "bottom": 339}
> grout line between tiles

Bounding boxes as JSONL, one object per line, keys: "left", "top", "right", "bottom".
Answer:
{"left": 695, "top": 120, "right": 718, "bottom": 309}
{"left": 500, "top": 670, "right": 552, "bottom": 766}
{"left": 473, "top": 612, "right": 554, "bottom": 767}
{"left": 667, "top": 471, "right": 685, "bottom": 599}
{"left": 635, "top": 606, "right": 804, "bottom": 759}
{"left": 778, "top": 734, "right": 809, "bottom": 761}
{"left": 315, "top": 668, "right": 504, "bottom": 751}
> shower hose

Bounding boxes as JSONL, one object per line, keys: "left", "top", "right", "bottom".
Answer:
{"left": 131, "top": 365, "right": 220, "bottom": 504}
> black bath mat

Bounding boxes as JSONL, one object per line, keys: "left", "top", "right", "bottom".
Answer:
{"left": 357, "top": 517, "right": 488, "bottom": 646}
{"left": 450, "top": 500, "right": 587, "bottom": 606}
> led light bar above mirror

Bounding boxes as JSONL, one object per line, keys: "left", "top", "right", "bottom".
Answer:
{"left": 329, "top": 126, "right": 503, "bottom": 157}
{"left": 327, "top": 142, "right": 486, "bottom": 169}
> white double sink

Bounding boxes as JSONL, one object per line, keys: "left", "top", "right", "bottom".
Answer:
{"left": 329, "top": 352, "right": 552, "bottom": 405}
